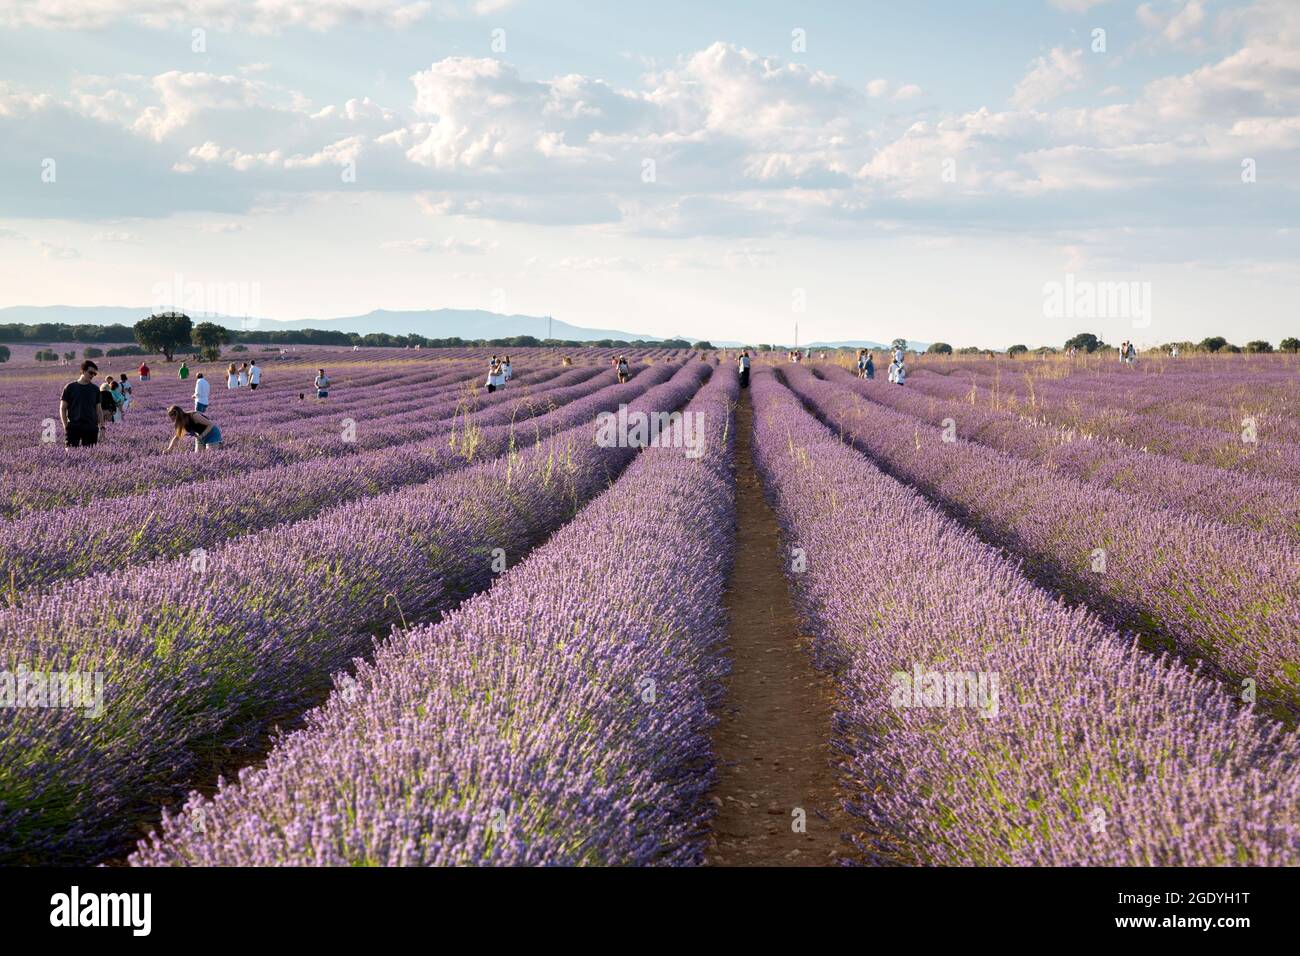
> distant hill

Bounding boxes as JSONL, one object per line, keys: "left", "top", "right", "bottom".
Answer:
{"left": 267, "top": 309, "right": 658, "bottom": 342}
{"left": 0, "top": 305, "right": 662, "bottom": 343}
{"left": 805, "top": 339, "right": 932, "bottom": 352}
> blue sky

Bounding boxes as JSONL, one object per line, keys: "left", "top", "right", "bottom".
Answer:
{"left": 1, "top": 0, "right": 1297, "bottom": 347}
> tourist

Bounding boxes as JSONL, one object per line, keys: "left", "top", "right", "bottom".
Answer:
{"left": 237, "top": 362, "right": 249, "bottom": 388}
{"left": 193, "top": 372, "right": 211, "bottom": 413}
{"left": 178, "top": 360, "right": 189, "bottom": 381}
{"left": 616, "top": 355, "right": 630, "bottom": 383}
{"left": 138, "top": 361, "right": 150, "bottom": 382}
{"left": 102, "top": 377, "right": 124, "bottom": 423}
{"left": 59, "top": 359, "right": 103, "bottom": 447}
{"left": 738, "top": 350, "right": 751, "bottom": 389}
{"left": 118, "top": 372, "right": 133, "bottom": 418}
{"left": 485, "top": 359, "right": 505, "bottom": 393}
{"left": 248, "top": 359, "right": 261, "bottom": 391}
{"left": 227, "top": 363, "right": 239, "bottom": 389}
{"left": 315, "top": 368, "right": 330, "bottom": 399}
{"left": 164, "top": 405, "right": 222, "bottom": 453}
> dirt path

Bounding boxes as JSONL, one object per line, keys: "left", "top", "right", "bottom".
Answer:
{"left": 707, "top": 387, "right": 849, "bottom": 866}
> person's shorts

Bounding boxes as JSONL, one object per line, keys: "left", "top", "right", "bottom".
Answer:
{"left": 486, "top": 384, "right": 496, "bottom": 393}
{"left": 250, "top": 383, "right": 258, "bottom": 390}
{"left": 65, "top": 421, "right": 98, "bottom": 447}
{"left": 195, "top": 401, "right": 208, "bottom": 413}
{"left": 195, "top": 425, "right": 222, "bottom": 447}
{"left": 317, "top": 390, "right": 328, "bottom": 399}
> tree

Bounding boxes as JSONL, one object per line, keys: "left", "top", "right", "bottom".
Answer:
{"left": 192, "top": 322, "right": 233, "bottom": 362}
{"left": 35, "top": 349, "right": 58, "bottom": 362}
{"left": 1281, "top": 337, "right": 1300, "bottom": 353}
{"left": 927, "top": 342, "right": 953, "bottom": 355}
{"left": 1199, "top": 336, "right": 1228, "bottom": 353}
{"left": 63, "top": 351, "right": 76, "bottom": 362}
{"left": 0, "top": 345, "right": 9, "bottom": 363}
{"left": 1245, "top": 340, "right": 1273, "bottom": 353}
{"left": 957, "top": 346, "right": 981, "bottom": 355}
{"left": 891, "top": 338, "right": 908, "bottom": 352}
{"left": 83, "top": 347, "right": 103, "bottom": 359}
{"left": 692, "top": 341, "right": 715, "bottom": 350}
{"left": 1064, "top": 332, "right": 1104, "bottom": 353}
{"left": 134, "top": 312, "right": 193, "bottom": 362}
{"left": 1007, "top": 344, "right": 1029, "bottom": 357}
{"left": 1034, "top": 346, "right": 1058, "bottom": 355}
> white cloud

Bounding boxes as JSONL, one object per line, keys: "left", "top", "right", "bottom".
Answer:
{"left": 1138, "top": 1, "right": 1208, "bottom": 47}
{"left": 1011, "top": 47, "right": 1086, "bottom": 108}
{"left": 867, "top": 78, "right": 924, "bottom": 100}
{"left": 0, "top": 1, "right": 457, "bottom": 33}
{"left": 381, "top": 236, "right": 499, "bottom": 254}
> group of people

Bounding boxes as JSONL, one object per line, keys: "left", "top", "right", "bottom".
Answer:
{"left": 485, "top": 355, "right": 512, "bottom": 392}
{"left": 59, "top": 355, "right": 338, "bottom": 453}
{"left": 887, "top": 345, "right": 907, "bottom": 385}
{"left": 225, "top": 360, "right": 263, "bottom": 390}
{"left": 58, "top": 360, "right": 131, "bottom": 446}
{"left": 855, "top": 349, "right": 876, "bottom": 379}
{"left": 1118, "top": 341, "right": 1138, "bottom": 365}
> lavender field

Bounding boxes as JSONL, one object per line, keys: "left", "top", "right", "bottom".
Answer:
{"left": 1, "top": 347, "right": 1297, "bottom": 866}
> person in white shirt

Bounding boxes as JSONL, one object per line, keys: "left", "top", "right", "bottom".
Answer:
{"left": 315, "top": 369, "right": 330, "bottom": 400}
{"left": 893, "top": 346, "right": 905, "bottom": 365}
{"left": 227, "top": 363, "right": 239, "bottom": 389}
{"left": 248, "top": 361, "right": 261, "bottom": 390}
{"left": 738, "top": 350, "right": 751, "bottom": 389}
{"left": 502, "top": 356, "right": 513, "bottom": 381}
{"left": 894, "top": 361, "right": 906, "bottom": 385}
{"left": 193, "top": 372, "right": 211, "bottom": 412}
{"left": 237, "top": 362, "right": 249, "bottom": 388}
{"left": 485, "top": 361, "right": 505, "bottom": 393}
{"left": 888, "top": 360, "right": 899, "bottom": 384}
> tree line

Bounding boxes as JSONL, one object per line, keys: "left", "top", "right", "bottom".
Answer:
{"left": 0, "top": 315, "right": 695, "bottom": 362}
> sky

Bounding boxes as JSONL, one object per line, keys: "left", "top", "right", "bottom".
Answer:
{"left": 1, "top": 0, "right": 1298, "bottom": 348}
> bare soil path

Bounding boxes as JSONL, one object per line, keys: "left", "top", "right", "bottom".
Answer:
{"left": 707, "top": 387, "right": 849, "bottom": 866}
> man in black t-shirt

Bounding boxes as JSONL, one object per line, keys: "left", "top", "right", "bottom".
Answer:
{"left": 59, "top": 360, "right": 104, "bottom": 447}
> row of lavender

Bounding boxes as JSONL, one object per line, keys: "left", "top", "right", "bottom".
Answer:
{"left": 0, "top": 362, "right": 607, "bottom": 516}
{"left": 926, "top": 354, "right": 1300, "bottom": 420}
{"left": 817, "top": 365, "right": 1300, "bottom": 539}
{"left": 0, "top": 359, "right": 481, "bottom": 452}
{"left": 131, "top": 366, "right": 737, "bottom": 866}
{"left": 904, "top": 365, "right": 1300, "bottom": 482}
{"left": 0, "top": 359, "right": 521, "bottom": 472}
{"left": 0, "top": 363, "right": 650, "bottom": 592}
{"left": 749, "top": 367, "right": 1300, "bottom": 865}
{"left": 780, "top": 364, "right": 1300, "bottom": 715}
{"left": 0, "top": 361, "right": 709, "bottom": 863}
